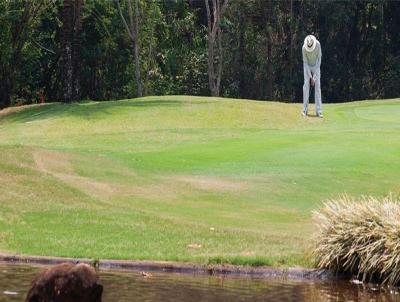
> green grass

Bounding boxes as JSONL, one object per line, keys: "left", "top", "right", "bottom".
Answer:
{"left": 0, "top": 95, "right": 399, "bottom": 267}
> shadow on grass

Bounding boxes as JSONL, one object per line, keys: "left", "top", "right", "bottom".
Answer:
{"left": 70, "top": 99, "right": 183, "bottom": 118}
{"left": 1, "top": 99, "right": 185, "bottom": 124}
{"left": 305, "top": 113, "right": 323, "bottom": 119}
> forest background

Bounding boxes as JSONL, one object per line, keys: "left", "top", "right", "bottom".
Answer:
{"left": 0, "top": 0, "right": 399, "bottom": 108}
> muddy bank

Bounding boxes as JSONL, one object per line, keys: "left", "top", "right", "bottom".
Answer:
{"left": 0, "top": 253, "right": 342, "bottom": 281}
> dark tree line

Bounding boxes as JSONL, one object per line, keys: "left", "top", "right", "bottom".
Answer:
{"left": 0, "top": 0, "right": 399, "bottom": 109}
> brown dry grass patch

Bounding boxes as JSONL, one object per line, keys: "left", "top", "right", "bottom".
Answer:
{"left": 170, "top": 175, "right": 246, "bottom": 192}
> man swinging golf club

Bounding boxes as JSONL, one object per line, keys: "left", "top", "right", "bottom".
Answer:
{"left": 302, "top": 34, "right": 322, "bottom": 117}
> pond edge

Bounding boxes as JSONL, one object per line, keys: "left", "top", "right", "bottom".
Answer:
{"left": 0, "top": 253, "right": 343, "bottom": 281}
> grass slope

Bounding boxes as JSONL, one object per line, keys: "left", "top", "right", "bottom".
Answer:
{"left": 0, "top": 96, "right": 399, "bottom": 267}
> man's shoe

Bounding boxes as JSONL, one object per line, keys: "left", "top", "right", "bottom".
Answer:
{"left": 302, "top": 111, "right": 307, "bottom": 117}
{"left": 317, "top": 112, "right": 323, "bottom": 118}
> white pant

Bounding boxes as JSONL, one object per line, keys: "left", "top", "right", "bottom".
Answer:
{"left": 303, "top": 65, "right": 321, "bottom": 115}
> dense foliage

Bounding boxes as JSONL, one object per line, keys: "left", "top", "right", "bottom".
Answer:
{"left": 0, "top": 0, "right": 399, "bottom": 108}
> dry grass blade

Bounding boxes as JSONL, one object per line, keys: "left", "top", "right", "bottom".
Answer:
{"left": 313, "top": 195, "right": 400, "bottom": 285}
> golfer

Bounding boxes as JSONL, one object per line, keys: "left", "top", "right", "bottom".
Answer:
{"left": 302, "top": 34, "right": 322, "bottom": 117}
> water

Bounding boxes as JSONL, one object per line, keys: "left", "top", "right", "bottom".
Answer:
{"left": 0, "top": 263, "right": 399, "bottom": 302}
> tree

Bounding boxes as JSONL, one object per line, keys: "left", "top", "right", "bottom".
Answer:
{"left": 154, "top": 1, "right": 208, "bottom": 96}
{"left": 0, "top": 0, "right": 399, "bottom": 106}
{"left": 204, "top": 0, "right": 229, "bottom": 97}
{"left": 264, "top": 0, "right": 273, "bottom": 99}
{"left": 60, "top": 0, "right": 83, "bottom": 102}
{"left": 0, "top": 1, "right": 46, "bottom": 108}
{"left": 116, "top": 0, "right": 142, "bottom": 97}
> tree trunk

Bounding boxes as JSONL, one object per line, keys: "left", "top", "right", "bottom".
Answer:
{"left": 0, "top": 78, "right": 11, "bottom": 109}
{"left": 207, "top": 35, "right": 216, "bottom": 96}
{"left": 133, "top": 0, "right": 142, "bottom": 97}
{"left": 238, "top": 3, "right": 246, "bottom": 98}
{"left": 265, "top": 0, "right": 273, "bottom": 99}
{"left": 144, "top": 26, "right": 155, "bottom": 96}
{"left": 61, "top": 0, "right": 83, "bottom": 103}
{"left": 116, "top": 0, "right": 142, "bottom": 98}
{"left": 205, "top": 0, "right": 229, "bottom": 97}
{"left": 289, "top": 0, "right": 294, "bottom": 102}
{"left": 205, "top": 0, "right": 215, "bottom": 96}
{"left": 61, "top": 0, "right": 73, "bottom": 102}
{"left": 72, "top": 0, "right": 83, "bottom": 100}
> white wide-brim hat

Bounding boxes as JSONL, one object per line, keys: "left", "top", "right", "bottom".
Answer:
{"left": 304, "top": 35, "right": 317, "bottom": 52}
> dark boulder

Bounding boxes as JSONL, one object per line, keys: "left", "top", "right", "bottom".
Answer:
{"left": 25, "top": 263, "right": 103, "bottom": 302}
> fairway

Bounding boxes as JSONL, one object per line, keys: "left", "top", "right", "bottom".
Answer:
{"left": 0, "top": 96, "right": 399, "bottom": 267}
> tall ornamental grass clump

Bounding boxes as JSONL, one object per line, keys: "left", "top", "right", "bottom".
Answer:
{"left": 313, "top": 196, "right": 400, "bottom": 285}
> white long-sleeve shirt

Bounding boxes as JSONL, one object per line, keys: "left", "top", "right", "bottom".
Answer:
{"left": 302, "top": 41, "right": 322, "bottom": 79}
